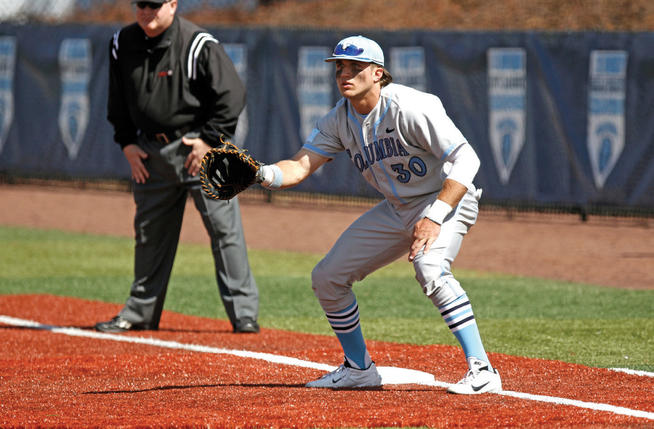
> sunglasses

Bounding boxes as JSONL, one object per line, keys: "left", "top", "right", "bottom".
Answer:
{"left": 135, "top": 1, "right": 169, "bottom": 10}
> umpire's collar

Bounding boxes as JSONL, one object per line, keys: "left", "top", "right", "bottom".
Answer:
{"left": 137, "top": 15, "right": 178, "bottom": 51}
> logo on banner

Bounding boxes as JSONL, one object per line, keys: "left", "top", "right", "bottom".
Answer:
{"left": 390, "top": 47, "right": 426, "bottom": 91}
{"left": 298, "top": 46, "right": 332, "bottom": 141}
{"left": 487, "top": 48, "right": 526, "bottom": 184}
{"left": 223, "top": 43, "right": 248, "bottom": 147}
{"left": 587, "top": 50, "right": 627, "bottom": 189}
{"left": 0, "top": 36, "right": 16, "bottom": 154}
{"left": 59, "top": 38, "right": 91, "bottom": 160}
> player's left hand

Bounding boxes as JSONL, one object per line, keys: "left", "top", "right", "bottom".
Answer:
{"left": 408, "top": 217, "right": 441, "bottom": 262}
{"left": 182, "top": 136, "right": 212, "bottom": 176}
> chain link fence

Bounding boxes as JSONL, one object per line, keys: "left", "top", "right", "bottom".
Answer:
{"left": 0, "top": 0, "right": 260, "bottom": 23}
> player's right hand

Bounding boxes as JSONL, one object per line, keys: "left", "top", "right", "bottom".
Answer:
{"left": 408, "top": 217, "right": 441, "bottom": 262}
{"left": 123, "top": 144, "right": 149, "bottom": 184}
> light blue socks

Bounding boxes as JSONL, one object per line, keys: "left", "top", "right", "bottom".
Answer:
{"left": 438, "top": 294, "right": 491, "bottom": 368}
{"left": 324, "top": 300, "right": 371, "bottom": 369}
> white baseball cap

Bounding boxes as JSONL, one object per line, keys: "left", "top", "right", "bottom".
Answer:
{"left": 325, "top": 35, "right": 384, "bottom": 67}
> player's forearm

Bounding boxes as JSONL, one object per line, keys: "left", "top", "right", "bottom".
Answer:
{"left": 424, "top": 179, "right": 467, "bottom": 225}
{"left": 257, "top": 160, "right": 310, "bottom": 189}
{"left": 275, "top": 160, "right": 312, "bottom": 188}
{"left": 438, "top": 179, "right": 468, "bottom": 206}
{"left": 424, "top": 142, "right": 480, "bottom": 224}
{"left": 258, "top": 149, "right": 327, "bottom": 190}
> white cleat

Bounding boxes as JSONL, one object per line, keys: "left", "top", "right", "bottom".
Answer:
{"left": 306, "top": 362, "right": 382, "bottom": 389}
{"left": 447, "top": 358, "right": 502, "bottom": 395}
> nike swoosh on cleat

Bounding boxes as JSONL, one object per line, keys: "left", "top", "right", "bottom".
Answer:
{"left": 471, "top": 381, "right": 490, "bottom": 392}
{"left": 331, "top": 377, "right": 344, "bottom": 384}
{"left": 386, "top": 127, "right": 395, "bottom": 133}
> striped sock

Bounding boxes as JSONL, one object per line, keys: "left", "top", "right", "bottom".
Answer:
{"left": 438, "top": 294, "right": 490, "bottom": 368}
{"left": 325, "top": 300, "right": 371, "bottom": 369}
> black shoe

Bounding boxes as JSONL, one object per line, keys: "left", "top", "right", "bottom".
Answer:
{"left": 95, "top": 316, "right": 137, "bottom": 333}
{"left": 233, "top": 318, "right": 260, "bottom": 333}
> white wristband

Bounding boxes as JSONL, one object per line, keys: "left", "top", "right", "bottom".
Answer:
{"left": 425, "top": 199, "right": 453, "bottom": 225}
{"left": 260, "top": 165, "right": 283, "bottom": 189}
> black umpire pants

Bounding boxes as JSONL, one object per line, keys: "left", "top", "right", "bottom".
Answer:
{"left": 118, "top": 133, "right": 259, "bottom": 329}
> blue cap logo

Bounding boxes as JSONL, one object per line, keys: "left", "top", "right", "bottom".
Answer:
{"left": 324, "top": 35, "right": 384, "bottom": 67}
{"left": 333, "top": 42, "right": 364, "bottom": 57}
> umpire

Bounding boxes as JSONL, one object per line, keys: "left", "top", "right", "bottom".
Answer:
{"left": 95, "top": 0, "right": 260, "bottom": 334}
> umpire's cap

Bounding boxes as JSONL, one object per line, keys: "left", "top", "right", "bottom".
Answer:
{"left": 325, "top": 35, "right": 384, "bottom": 67}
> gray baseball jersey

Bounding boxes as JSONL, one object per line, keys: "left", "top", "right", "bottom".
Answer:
{"left": 303, "top": 82, "right": 473, "bottom": 206}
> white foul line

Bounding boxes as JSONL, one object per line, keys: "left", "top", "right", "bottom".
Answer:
{"left": 610, "top": 367, "right": 654, "bottom": 378}
{"left": 1, "top": 314, "right": 652, "bottom": 421}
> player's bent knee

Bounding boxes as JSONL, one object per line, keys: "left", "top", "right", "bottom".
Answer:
{"left": 310, "top": 260, "right": 330, "bottom": 288}
{"left": 311, "top": 258, "right": 347, "bottom": 291}
{"left": 311, "top": 262, "right": 355, "bottom": 312}
{"left": 423, "top": 276, "right": 465, "bottom": 307}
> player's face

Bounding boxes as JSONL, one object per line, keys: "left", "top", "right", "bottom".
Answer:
{"left": 334, "top": 59, "right": 382, "bottom": 100}
{"left": 135, "top": 0, "right": 177, "bottom": 38}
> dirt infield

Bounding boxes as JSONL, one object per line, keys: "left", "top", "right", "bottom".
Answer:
{"left": 1, "top": 184, "right": 653, "bottom": 426}
{"left": 3, "top": 3, "right": 654, "bottom": 424}
{"left": 1, "top": 294, "right": 653, "bottom": 428}
{"left": 1, "top": 183, "right": 652, "bottom": 289}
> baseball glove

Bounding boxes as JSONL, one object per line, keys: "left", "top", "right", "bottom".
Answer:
{"left": 200, "top": 139, "right": 261, "bottom": 200}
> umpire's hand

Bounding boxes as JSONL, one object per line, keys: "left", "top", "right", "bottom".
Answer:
{"left": 183, "top": 137, "right": 211, "bottom": 177}
{"left": 123, "top": 144, "right": 149, "bottom": 184}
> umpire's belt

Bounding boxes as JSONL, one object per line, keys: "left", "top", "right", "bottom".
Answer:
{"left": 145, "top": 125, "right": 195, "bottom": 144}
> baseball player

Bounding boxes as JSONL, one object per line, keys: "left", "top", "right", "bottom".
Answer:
{"left": 257, "top": 35, "right": 501, "bottom": 393}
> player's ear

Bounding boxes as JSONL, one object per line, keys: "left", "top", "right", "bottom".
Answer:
{"left": 373, "top": 65, "right": 384, "bottom": 83}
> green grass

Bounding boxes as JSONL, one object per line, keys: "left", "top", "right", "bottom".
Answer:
{"left": 1, "top": 226, "right": 652, "bottom": 371}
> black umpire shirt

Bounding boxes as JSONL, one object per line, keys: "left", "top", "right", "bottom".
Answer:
{"left": 107, "top": 16, "right": 245, "bottom": 148}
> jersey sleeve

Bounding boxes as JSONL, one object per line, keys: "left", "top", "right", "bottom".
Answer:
{"left": 400, "top": 92, "right": 468, "bottom": 160}
{"left": 444, "top": 142, "right": 480, "bottom": 191}
{"left": 301, "top": 104, "right": 345, "bottom": 159}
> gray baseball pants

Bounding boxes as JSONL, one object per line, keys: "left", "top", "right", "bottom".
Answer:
{"left": 311, "top": 190, "right": 479, "bottom": 313}
{"left": 118, "top": 134, "right": 259, "bottom": 329}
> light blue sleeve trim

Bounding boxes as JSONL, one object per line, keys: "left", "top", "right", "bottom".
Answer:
{"left": 441, "top": 141, "right": 466, "bottom": 160}
{"left": 441, "top": 143, "right": 455, "bottom": 159}
{"left": 303, "top": 143, "right": 335, "bottom": 159}
{"left": 307, "top": 128, "right": 320, "bottom": 143}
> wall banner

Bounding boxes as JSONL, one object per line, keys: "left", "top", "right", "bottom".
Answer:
{"left": 297, "top": 46, "right": 332, "bottom": 142}
{"left": 0, "top": 25, "right": 652, "bottom": 209}
{"left": 297, "top": 46, "right": 332, "bottom": 177}
{"left": 223, "top": 43, "right": 249, "bottom": 148}
{"left": 390, "top": 47, "right": 426, "bottom": 92}
{"left": 487, "top": 48, "right": 527, "bottom": 185}
{"left": 0, "top": 36, "right": 15, "bottom": 154}
{"left": 58, "top": 38, "right": 91, "bottom": 160}
{"left": 586, "top": 50, "right": 628, "bottom": 189}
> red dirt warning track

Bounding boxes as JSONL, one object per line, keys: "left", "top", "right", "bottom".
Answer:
{"left": 1, "top": 295, "right": 652, "bottom": 428}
